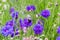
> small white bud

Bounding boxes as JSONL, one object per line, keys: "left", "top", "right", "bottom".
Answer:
{"left": 45, "top": 38, "right": 48, "bottom": 40}
{"left": 36, "top": 14, "right": 38, "bottom": 18}
{"left": 3, "top": 4, "right": 7, "bottom": 10}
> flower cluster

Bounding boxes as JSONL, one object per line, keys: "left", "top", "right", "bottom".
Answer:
{"left": 1, "top": 5, "right": 52, "bottom": 39}
{"left": 1, "top": 20, "right": 14, "bottom": 37}
{"left": 1, "top": 7, "right": 19, "bottom": 37}
{"left": 10, "top": 7, "right": 15, "bottom": 13}
{"left": 11, "top": 28, "right": 19, "bottom": 37}
{"left": 26, "top": 5, "right": 50, "bottom": 35}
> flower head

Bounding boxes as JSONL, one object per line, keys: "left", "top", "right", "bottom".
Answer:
{"left": 1, "top": 25, "right": 14, "bottom": 37}
{"left": 10, "top": 11, "right": 19, "bottom": 19}
{"left": 19, "top": 18, "right": 32, "bottom": 29}
{"left": 15, "top": 11, "right": 19, "bottom": 19}
{"left": 23, "top": 18, "right": 32, "bottom": 27}
{"left": 6, "top": 20, "right": 15, "bottom": 26}
{"left": 10, "top": 7, "right": 15, "bottom": 13}
{"left": 57, "top": 26, "right": 60, "bottom": 34}
{"left": 56, "top": 36, "right": 60, "bottom": 40}
{"left": 33, "top": 24, "right": 44, "bottom": 34}
{"left": 9, "top": 7, "right": 19, "bottom": 19}
{"left": 41, "top": 9, "right": 50, "bottom": 18}
{"left": 19, "top": 18, "right": 25, "bottom": 29}
{"left": 1, "top": 26, "right": 9, "bottom": 36}
{"left": 1, "top": 20, "right": 15, "bottom": 37}
{"left": 26, "top": 5, "right": 36, "bottom": 11}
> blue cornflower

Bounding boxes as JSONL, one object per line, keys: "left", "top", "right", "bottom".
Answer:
{"left": 19, "top": 18, "right": 32, "bottom": 29}
{"left": 10, "top": 28, "right": 19, "bottom": 37}
{"left": 10, "top": 7, "right": 15, "bottom": 13}
{"left": 41, "top": 9, "right": 50, "bottom": 18}
{"left": 24, "top": 18, "right": 32, "bottom": 27}
{"left": 1, "top": 19, "right": 15, "bottom": 37}
{"left": 9, "top": 7, "right": 19, "bottom": 19}
{"left": 15, "top": 11, "right": 19, "bottom": 19}
{"left": 1, "top": 25, "right": 14, "bottom": 37}
{"left": 19, "top": 18, "right": 25, "bottom": 29}
{"left": 57, "top": 26, "right": 60, "bottom": 34}
{"left": 1, "top": 26, "right": 9, "bottom": 36}
{"left": 11, "top": 12, "right": 15, "bottom": 18}
{"left": 56, "top": 36, "right": 60, "bottom": 40}
{"left": 11, "top": 11, "right": 19, "bottom": 19}
{"left": 26, "top": 5, "right": 36, "bottom": 11}
{"left": 1, "top": 19, "right": 20, "bottom": 37}
{"left": 33, "top": 24, "right": 44, "bottom": 34}
{"left": 6, "top": 20, "right": 15, "bottom": 26}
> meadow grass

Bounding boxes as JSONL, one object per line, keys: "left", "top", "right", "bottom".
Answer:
{"left": 0, "top": 0, "right": 60, "bottom": 40}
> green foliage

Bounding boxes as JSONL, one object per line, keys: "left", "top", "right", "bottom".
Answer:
{"left": 0, "top": 0, "right": 60, "bottom": 40}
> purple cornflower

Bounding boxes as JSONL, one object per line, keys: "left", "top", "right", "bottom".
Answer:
{"left": 19, "top": 18, "right": 32, "bottom": 29}
{"left": 26, "top": 5, "right": 36, "bottom": 11}
{"left": 1, "top": 19, "right": 20, "bottom": 37}
{"left": 19, "top": 18, "right": 25, "bottom": 29}
{"left": 10, "top": 7, "right": 15, "bottom": 13}
{"left": 11, "top": 29, "right": 20, "bottom": 37}
{"left": 33, "top": 24, "right": 44, "bottom": 34}
{"left": 57, "top": 26, "right": 60, "bottom": 34}
{"left": 56, "top": 36, "right": 60, "bottom": 40}
{"left": 6, "top": 20, "right": 15, "bottom": 26}
{"left": 1, "top": 25, "right": 14, "bottom": 37}
{"left": 1, "top": 26, "right": 10, "bottom": 36}
{"left": 24, "top": 18, "right": 32, "bottom": 27}
{"left": 9, "top": 7, "right": 19, "bottom": 19}
{"left": 1, "top": 20, "right": 15, "bottom": 37}
{"left": 11, "top": 12, "right": 15, "bottom": 18}
{"left": 41, "top": 9, "right": 50, "bottom": 18}
{"left": 10, "top": 28, "right": 20, "bottom": 37}
{"left": 11, "top": 11, "right": 19, "bottom": 19}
